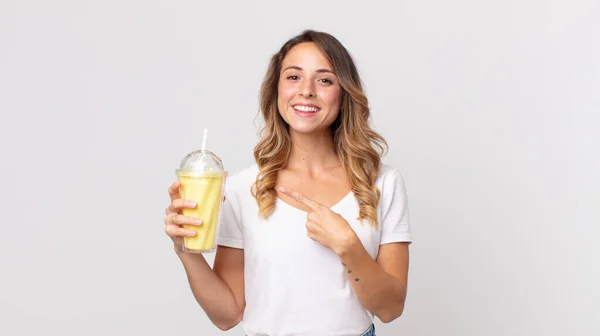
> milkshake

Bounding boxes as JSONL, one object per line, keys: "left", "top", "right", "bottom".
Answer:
{"left": 178, "top": 171, "right": 225, "bottom": 252}
{"left": 175, "top": 129, "right": 227, "bottom": 253}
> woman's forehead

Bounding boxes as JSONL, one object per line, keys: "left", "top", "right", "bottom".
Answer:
{"left": 282, "top": 43, "right": 332, "bottom": 71}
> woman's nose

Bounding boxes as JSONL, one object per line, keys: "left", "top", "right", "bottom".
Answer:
{"left": 298, "top": 80, "right": 315, "bottom": 98}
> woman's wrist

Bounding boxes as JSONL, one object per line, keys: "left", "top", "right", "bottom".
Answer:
{"left": 333, "top": 230, "right": 361, "bottom": 257}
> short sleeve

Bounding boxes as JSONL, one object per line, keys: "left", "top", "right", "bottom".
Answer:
{"left": 216, "top": 187, "right": 244, "bottom": 249}
{"left": 379, "top": 169, "right": 412, "bottom": 245}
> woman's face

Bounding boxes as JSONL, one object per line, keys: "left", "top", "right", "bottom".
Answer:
{"left": 277, "top": 42, "right": 342, "bottom": 135}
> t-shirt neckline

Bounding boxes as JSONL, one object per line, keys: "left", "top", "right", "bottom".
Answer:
{"left": 275, "top": 190, "right": 354, "bottom": 214}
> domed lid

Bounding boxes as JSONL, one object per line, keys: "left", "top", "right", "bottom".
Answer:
{"left": 176, "top": 149, "right": 225, "bottom": 174}
{"left": 175, "top": 128, "right": 227, "bottom": 177}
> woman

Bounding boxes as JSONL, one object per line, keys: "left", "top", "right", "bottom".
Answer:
{"left": 164, "top": 30, "right": 412, "bottom": 336}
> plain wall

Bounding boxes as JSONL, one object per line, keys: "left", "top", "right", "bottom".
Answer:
{"left": 1, "top": 0, "right": 598, "bottom": 335}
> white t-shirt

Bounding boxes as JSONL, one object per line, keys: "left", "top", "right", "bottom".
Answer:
{"left": 217, "top": 163, "right": 412, "bottom": 336}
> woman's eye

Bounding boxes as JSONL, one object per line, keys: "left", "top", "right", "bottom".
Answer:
{"left": 320, "top": 78, "right": 333, "bottom": 84}
{"left": 287, "top": 75, "right": 299, "bottom": 80}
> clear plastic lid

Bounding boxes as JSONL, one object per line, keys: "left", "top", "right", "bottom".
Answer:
{"left": 176, "top": 149, "right": 227, "bottom": 176}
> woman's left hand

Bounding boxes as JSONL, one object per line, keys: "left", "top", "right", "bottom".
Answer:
{"left": 278, "top": 187, "right": 359, "bottom": 255}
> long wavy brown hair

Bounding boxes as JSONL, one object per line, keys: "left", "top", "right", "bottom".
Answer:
{"left": 251, "top": 30, "right": 388, "bottom": 227}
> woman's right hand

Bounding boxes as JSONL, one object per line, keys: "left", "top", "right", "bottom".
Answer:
{"left": 164, "top": 181, "right": 203, "bottom": 252}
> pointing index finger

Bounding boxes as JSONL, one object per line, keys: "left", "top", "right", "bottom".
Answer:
{"left": 279, "top": 187, "right": 321, "bottom": 211}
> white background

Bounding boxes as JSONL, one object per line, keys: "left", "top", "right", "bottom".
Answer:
{"left": 1, "top": 0, "right": 599, "bottom": 335}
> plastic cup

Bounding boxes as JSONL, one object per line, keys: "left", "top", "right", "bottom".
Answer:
{"left": 175, "top": 149, "right": 227, "bottom": 253}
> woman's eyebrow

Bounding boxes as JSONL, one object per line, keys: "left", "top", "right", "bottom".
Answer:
{"left": 283, "top": 65, "right": 335, "bottom": 74}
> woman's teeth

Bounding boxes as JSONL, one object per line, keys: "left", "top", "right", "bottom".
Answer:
{"left": 293, "top": 105, "right": 318, "bottom": 112}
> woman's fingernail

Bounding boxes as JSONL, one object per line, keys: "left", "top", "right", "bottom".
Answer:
{"left": 189, "top": 201, "right": 197, "bottom": 207}
{"left": 195, "top": 219, "right": 203, "bottom": 225}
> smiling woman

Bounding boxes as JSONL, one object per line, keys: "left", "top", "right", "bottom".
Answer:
{"left": 278, "top": 44, "right": 342, "bottom": 138}
{"left": 164, "top": 30, "right": 412, "bottom": 336}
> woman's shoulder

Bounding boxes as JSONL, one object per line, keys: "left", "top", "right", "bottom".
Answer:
{"left": 376, "top": 163, "right": 403, "bottom": 183}
{"left": 225, "top": 162, "right": 259, "bottom": 195}
{"left": 375, "top": 162, "right": 407, "bottom": 194}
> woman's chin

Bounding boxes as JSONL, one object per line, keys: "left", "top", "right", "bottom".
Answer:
{"left": 289, "top": 126, "right": 317, "bottom": 134}
{"left": 288, "top": 123, "right": 330, "bottom": 135}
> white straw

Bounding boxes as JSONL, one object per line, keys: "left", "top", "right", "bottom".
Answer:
{"left": 201, "top": 128, "right": 208, "bottom": 151}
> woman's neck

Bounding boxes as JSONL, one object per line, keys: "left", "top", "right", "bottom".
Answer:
{"left": 286, "top": 129, "right": 341, "bottom": 175}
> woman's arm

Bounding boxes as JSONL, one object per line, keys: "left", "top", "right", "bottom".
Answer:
{"left": 177, "top": 246, "right": 245, "bottom": 330}
{"left": 277, "top": 187, "right": 410, "bottom": 322}
{"left": 337, "top": 240, "right": 409, "bottom": 323}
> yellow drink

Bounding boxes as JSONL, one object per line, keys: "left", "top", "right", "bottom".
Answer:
{"left": 177, "top": 172, "right": 226, "bottom": 252}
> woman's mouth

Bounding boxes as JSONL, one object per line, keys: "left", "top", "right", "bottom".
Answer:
{"left": 292, "top": 104, "right": 320, "bottom": 118}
